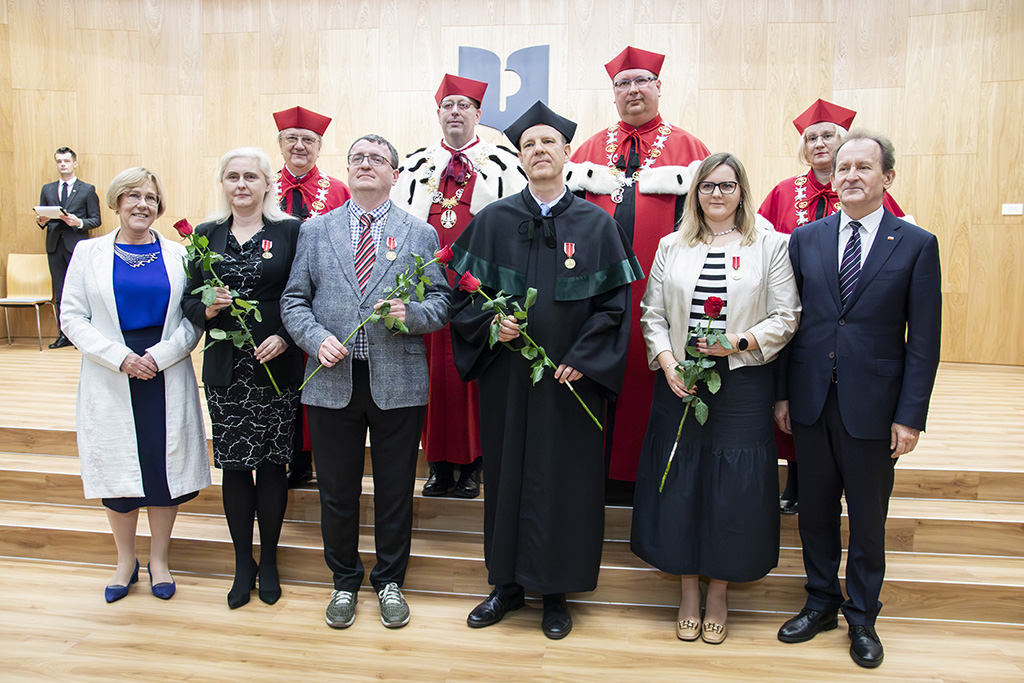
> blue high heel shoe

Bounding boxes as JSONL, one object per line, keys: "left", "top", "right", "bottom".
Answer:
{"left": 147, "top": 563, "right": 176, "bottom": 600}
{"left": 105, "top": 559, "right": 140, "bottom": 603}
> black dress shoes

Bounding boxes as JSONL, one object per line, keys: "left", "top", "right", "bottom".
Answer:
{"left": 778, "top": 606, "right": 840, "bottom": 643}
{"left": 779, "top": 498, "right": 799, "bottom": 515}
{"left": 849, "top": 624, "right": 884, "bottom": 668}
{"left": 423, "top": 465, "right": 455, "bottom": 497}
{"left": 287, "top": 467, "right": 314, "bottom": 489}
{"left": 49, "top": 334, "right": 72, "bottom": 349}
{"left": 452, "top": 470, "right": 480, "bottom": 499}
{"left": 541, "top": 594, "right": 573, "bottom": 640}
{"left": 467, "top": 585, "right": 525, "bottom": 628}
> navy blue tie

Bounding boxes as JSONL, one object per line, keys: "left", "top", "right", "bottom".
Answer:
{"left": 839, "top": 221, "right": 862, "bottom": 307}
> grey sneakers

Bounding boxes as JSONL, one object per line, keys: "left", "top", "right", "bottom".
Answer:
{"left": 377, "top": 582, "right": 410, "bottom": 628}
{"left": 325, "top": 589, "right": 356, "bottom": 629}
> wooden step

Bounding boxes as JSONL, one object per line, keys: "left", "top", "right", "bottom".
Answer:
{"left": 4, "top": 451, "right": 1024, "bottom": 559}
{"left": 2, "top": 500, "right": 1022, "bottom": 624}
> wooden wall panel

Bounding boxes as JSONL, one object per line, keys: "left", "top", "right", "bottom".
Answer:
{"left": 76, "top": 29, "right": 141, "bottom": 156}
{"left": 967, "top": 225, "right": 1024, "bottom": 364}
{"left": 983, "top": 0, "right": 1024, "bottom": 81}
{"left": 762, "top": 22, "right": 834, "bottom": 157}
{"left": 202, "top": 0, "right": 259, "bottom": 33}
{"left": 700, "top": 0, "right": 767, "bottom": 90}
{"left": 0, "top": 0, "right": 1020, "bottom": 363}
{"left": 140, "top": 0, "right": 203, "bottom": 96}
{"left": 75, "top": 0, "right": 140, "bottom": 31}
{"left": 77, "top": 153, "right": 143, "bottom": 238}
{"left": 261, "top": 0, "right": 320, "bottom": 95}
{"left": 902, "top": 11, "right": 982, "bottom": 155}
{"left": 975, "top": 81, "right": 1024, "bottom": 226}
{"left": 833, "top": 0, "right": 908, "bottom": 90}
{"left": 8, "top": 0, "right": 77, "bottom": 92}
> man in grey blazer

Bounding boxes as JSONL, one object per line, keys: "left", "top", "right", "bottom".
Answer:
{"left": 282, "top": 134, "right": 450, "bottom": 631}
{"left": 36, "top": 147, "right": 102, "bottom": 348}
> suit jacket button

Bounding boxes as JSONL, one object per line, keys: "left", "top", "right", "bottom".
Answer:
{"left": 829, "top": 351, "right": 835, "bottom": 359}
{"left": 838, "top": 319, "right": 845, "bottom": 326}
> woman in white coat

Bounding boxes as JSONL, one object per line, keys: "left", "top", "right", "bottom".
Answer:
{"left": 61, "top": 168, "right": 210, "bottom": 602}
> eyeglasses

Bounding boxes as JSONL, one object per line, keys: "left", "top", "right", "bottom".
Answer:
{"left": 612, "top": 76, "right": 658, "bottom": 90}
{"left": 281, "top": 134, "right": 321, "bottom": 147}
{"left": 439, "top": 100, "right": 477, "bottom": 112}
{"left": 804, "top": 132, "right": 836, "bottom": 145}
{"left": 348, "top": 153, "right": 393, "bottom": 168}
{"left": 697, "top": 181, "right": 739, "bottom": 195}
{"left": 125, "top": 191, "right": 160, "bottom": 206}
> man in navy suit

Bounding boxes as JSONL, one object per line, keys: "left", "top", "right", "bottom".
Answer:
{"left": 774, "top": 131, "right": 941, "bottom": 668}
{"left": 36, "top": 147, "right": 102, "bottom": 348}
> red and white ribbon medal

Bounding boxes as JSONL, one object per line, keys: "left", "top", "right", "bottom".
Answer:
{"left": 731, "top": 255, "right": 741, "bottom": 280}
{"left": 385, "top": 236, "right": 398, "bottom": 261}
{"left": 261, "top": 239, "right": 273, "bottom": 259}
{"left": 563, "top": 242, "right": 576, "bottom": 270}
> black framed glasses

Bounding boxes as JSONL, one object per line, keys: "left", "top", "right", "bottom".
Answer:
{"left": 697, "top": 181, "right": 738, "bottom": 195}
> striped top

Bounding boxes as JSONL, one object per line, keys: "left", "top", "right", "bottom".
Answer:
{"left": 688, "top": 249, "right": 728, "bottom": 332}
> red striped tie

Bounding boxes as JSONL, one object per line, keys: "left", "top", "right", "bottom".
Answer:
{"left": 354, "top": 214, "right": 375, "bottom": 294}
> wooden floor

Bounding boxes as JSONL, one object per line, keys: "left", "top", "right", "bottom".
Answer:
{"left": 2, "top": 339, "right": 1024, "bottom": 681}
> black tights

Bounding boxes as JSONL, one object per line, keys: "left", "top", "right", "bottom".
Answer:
{"left": 222, "top": 463, "right": 288, "bottom": 597}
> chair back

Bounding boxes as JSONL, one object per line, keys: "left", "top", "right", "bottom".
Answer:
{"left": 5, "top": 254, "right": 53, "bottom": 300}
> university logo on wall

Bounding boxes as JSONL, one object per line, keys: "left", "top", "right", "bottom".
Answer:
{"left": 458, "top": 45, "right": 549, "bottom": 132}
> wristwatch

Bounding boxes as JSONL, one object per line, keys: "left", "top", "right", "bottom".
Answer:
{"left": 737, "top": 335, "right": 749, "bottom": 352}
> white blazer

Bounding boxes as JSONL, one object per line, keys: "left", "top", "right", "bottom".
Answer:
{"left": 641, "top": 221, "right": 801, "bottom": 372}
{"left": 61, "top": 228, "right": 210, "bottom": 500}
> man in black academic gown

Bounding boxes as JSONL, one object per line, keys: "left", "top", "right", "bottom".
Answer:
{"left": 449, "top": 101, "right": 643, "bottom": 639}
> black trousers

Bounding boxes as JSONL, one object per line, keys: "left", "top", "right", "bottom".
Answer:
{"left": 307, "top": 361, "right": 425, "bottom": 593}
{"left": 791, "top": 383, "right": 895, "bottom": 626}
{"left": 48, "top": 237, "right": 76, "bottom": 328}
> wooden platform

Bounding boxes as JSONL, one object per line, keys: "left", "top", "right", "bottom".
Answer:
{"left": 2, "top": 340, "right": 1024, "bottom": 680}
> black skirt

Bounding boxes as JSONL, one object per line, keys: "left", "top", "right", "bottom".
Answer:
{"left": 630, "top": 358, "right": 780, "bottom": 582}
{"left": 103, "top": 326, "right": 200, "bottom": 513}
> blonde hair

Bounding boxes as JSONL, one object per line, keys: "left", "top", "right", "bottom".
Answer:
{"left": 677, "top": 152, "right": 757, "bottom": 247}
{"left": 106, "top": 167, "right": 166, "bottom": 218}
{"left": 207, "top": 147, "right": 291, "bottom": 224}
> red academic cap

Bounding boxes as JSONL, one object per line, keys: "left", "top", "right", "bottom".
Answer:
{"left": 792, "top": 99, "right": 856, "bottom": 134}
{"left": 435, "top": 74, "right": 488, "bottom": 106}
{"left": 273, "top": 106, "right": 332, "bottom": 136}
{"left": 604, "top": 46, "right": 665, "bottom": 80}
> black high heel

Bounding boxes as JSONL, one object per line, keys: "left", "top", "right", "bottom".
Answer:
{"left": 227, "top": 559, "right": 258, "bottom": 609}
{"left": 258, "top": 562, "right": 281, "bottom": 605}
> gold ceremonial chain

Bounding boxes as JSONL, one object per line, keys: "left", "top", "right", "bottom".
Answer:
{"left": 604, "top": 123, "right": 673, "bottom": 203}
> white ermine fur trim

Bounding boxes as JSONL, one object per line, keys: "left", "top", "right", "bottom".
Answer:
{"left": 636, "top": 159, "right": 703, "bottom": 196}
{"left": 564, "top": 161, "right": 622, "bottom": 195}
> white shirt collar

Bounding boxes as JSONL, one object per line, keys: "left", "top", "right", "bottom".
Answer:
{"left": 529, "top": 186, "right": 567, "bottom": 215}
{"left": 839, "top": 204, "right": 884, "bottom": 235}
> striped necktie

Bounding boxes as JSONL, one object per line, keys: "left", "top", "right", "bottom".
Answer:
{"left": 839, "top": 220, "right": 862, "bottom": 307}
{"left": 354, "top": 214, "right": 375, "bottom": 293}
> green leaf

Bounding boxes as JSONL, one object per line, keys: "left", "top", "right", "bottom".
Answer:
{"left": 196, "top": 235, "right": 209, "bottom": 248}
{"left": 419, "top": 274, "right": 431, "bottom": 286}
{"left": 681, "top": 394, "right": 696, "bottom": 404}
{"left": 201, "top": 287, "right": 217, "bottom": 306}
{"left": 492, "top": 294, "right": 509, "bottom": 309}
{"left": 699, "top": 357, "right": 716, "bottom": 369}
{"left": 519, "top": 321, "right": 528, "bottom": 333}
{"left": 705, "top": 370, "right": 721, "bottom": 394}
{"left": 521, "top": 346, "right": 538, "bottom": 360}
{"left": 393, "top": 319, "right": 409, "bottom": 334}
{"left": 481, "top": 300, "right": 495, "bottom": 312}
{"left": 384, "top": 316, "right": 395, "bottom": 330}
{"left": 209, "top": 328, "right": 227, "bottom": 340}
{"left": 368, "top": 312, "right": 381, "bottom": 324}
{"left": 682, "top": 364, "right": 700, "bottom": 389}
{"left": 685, "top": 345, "right": 702, "bottom": 359}
{"left": 415, "top": 282, "right": 425, "bottom": 301}
{"left": 514, "top": 310, "right": 527, "bottom": 320}
{"left": 530, "top": 359, "right": 546, "bottom": 385}
{"left": 695, "top": 399, "right": 709, "bottom": 425}
{"left": 524, "top": 288, "right": 537, "bottom": 310}
{"left": 488, "top": 321, "right": 500, "bottom": 348}
{"left": 511, "top": 301, "right": 524, "bottom": 313}
{"left": 251, "top": 309, "right": 263, "bottom": 323}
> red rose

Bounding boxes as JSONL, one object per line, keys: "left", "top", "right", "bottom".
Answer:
{"left": 458, "top": 271, "right": 482, "bottom": 293}
{"left": 435, "top": 245, "right": 454, "bottom": 264}
{"left": 704, "top": 296, "right": 725, "bottom": 319}
{"left": 173, "top": 219, "right": 194, "bottom": 238}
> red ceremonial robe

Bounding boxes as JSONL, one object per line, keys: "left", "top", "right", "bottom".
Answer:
{"left": 569, "top": 114, "right": 709, "bottom": 481}
{"left": 422, "top": 141, "right": 482, "bottom": 466}
{"left": 758, "top": 168, "right": 907, "bottom": 461}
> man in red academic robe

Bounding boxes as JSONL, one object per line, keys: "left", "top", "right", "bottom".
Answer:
{"left": 392, "top": 75, "right": 526, "bottom": 498}
{"left": 568, "top": 46, "right": 710, "bottom": 487}
{"left": 273, "top": 105, "right": 351, "bottom": 488}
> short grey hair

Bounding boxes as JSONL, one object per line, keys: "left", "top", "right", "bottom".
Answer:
{"left": 207, "top": 147, "right": 291, "bottom": 224}
{"left": 832, "top": 129, "right": 897, "bottom": 174}
{"left": 347, "top": 134, "right": 399, "bottom": 169}
{"left": 106, "top": 167, "right": 166, "bottom": 218}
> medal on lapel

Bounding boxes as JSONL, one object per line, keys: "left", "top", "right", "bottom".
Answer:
{"left": 564, "top": 242, "right": 576, "bottom": 270}
{"left": 731, "top": 255, "right": 741, "bottom": 280}
{"left": 385, "top": 236, "right": 398, "bottom": 261}
{"left": 261, "top": 239, "right": 273, "bottom": 259}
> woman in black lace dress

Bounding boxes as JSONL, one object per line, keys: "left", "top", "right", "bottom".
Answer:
{"left": 182, "top": 148, "right": 302, "bottom": 608}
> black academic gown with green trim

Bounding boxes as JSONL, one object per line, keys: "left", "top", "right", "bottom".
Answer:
{"left": 450, "top": 187, "right": 643, "bottom": 594}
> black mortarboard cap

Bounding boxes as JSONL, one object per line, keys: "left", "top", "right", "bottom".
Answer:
{"left": 503, "top": 101, "right": 577, "bottom": 150}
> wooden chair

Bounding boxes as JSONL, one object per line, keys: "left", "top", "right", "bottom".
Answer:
{"left": 0, "top": 254, "right": 58, "bottom": 351}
